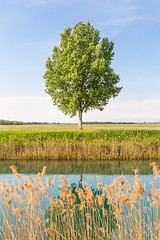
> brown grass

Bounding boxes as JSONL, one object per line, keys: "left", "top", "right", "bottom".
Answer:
{"left": 0, "top": 139, "right": 160, "bottom": 161}
{"left": 0, "top": 123, "right": 160, "bottom": 131}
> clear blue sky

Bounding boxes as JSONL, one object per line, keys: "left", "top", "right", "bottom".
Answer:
{"left": 0, "top": 0, "right": 160, "bottom": 122}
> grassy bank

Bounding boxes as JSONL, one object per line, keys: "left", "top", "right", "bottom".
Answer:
{"left": 1, "top": 163, "right": 160, "bottom": 239}
{"left": 0, "top": 129, "right": 160, "bottom": 160}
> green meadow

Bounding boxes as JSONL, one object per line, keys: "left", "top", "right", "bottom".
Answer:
{"left": 1, "top": 124, "right": 160, "bottom": 239}
{"left": 0, "top": 124, "right": 160, "bottom": 161}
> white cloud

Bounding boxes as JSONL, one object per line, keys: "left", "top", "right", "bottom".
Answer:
{"left": 0, "top": 96, "right": 160, "bottom": 123}
{"left": 0, "top": 96, "right": 77, "bottom": 123}
{"left": 96, "top": 99, "right": 160, "bottom": 122}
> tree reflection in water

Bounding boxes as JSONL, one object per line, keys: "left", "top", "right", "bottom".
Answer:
{"left": 46, "top": 175, "right": 116, "bottom": 239}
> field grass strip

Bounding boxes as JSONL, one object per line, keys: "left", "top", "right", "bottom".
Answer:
{"left": 0, "top": 130, "right": 159, "bottom": 160}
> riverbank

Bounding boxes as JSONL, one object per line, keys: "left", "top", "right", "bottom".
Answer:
{"left": 0, "top": 129, "right": 160, "bottom": 160}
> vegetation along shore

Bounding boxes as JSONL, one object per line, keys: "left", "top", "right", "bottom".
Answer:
{"left": 0, "top": 124, "right": 160, "bottom": 161}
{"left": 1, "top": 162, "right": 160, "bottom": 239}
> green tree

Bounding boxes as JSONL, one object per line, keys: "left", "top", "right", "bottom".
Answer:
{"left": 44, "top": 21, "right": 122, "bottom": 130}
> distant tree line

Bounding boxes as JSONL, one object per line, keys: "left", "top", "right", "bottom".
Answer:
{"left": 0, "top": 120, "right": 23, "bottom": 125}
{"left": 83, "top": 121, "right": 160, "bottom": 124}
{"left": 0, "top": 120, "right": 159, "bottom": 125}
{"left": 82, "top": 121, "right": 137, "bottom": 124}
{"left": 0, "top": 120, "right": 54, "bottom": 125}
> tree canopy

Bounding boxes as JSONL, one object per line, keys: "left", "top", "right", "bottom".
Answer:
{"left": 44, "top": 21, "right": 122, "bottom": 129}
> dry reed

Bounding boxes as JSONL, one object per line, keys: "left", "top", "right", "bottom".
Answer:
{"left": 0, "top": 163, "right": 160, "bottom": 239}
{"left": 0, "top": 138, "right": 160, "bottom": 161}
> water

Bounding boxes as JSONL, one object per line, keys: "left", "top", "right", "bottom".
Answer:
{"left": 0, "top": 159, "right": 158, "bottom": 192}
{"left": 0, "top": 173, "right": 158, "bottom": 196}
{"left": 0, "top": 159, "right": 159, "bottom": 239}
{"left": 0, "top": 159, "right": 155, "bottom": 175}
{"left": 0, "top": 159, "right": 159, "bottom": 205}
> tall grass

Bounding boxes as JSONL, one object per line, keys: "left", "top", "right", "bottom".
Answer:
{"left": 0, "top": 130, "right": 160, "bottom": 160}
{"left": 0, "top": 163, "right": 160, "bottom": 239}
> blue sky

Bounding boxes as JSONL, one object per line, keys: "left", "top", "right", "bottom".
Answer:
{"left": 0, "top": 0, "right": 160, "bottom": 122}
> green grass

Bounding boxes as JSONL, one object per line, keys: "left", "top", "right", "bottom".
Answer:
{"left": 0, "top": 129, "right": 160, "bottom": 143}
{"left": 0, "top": 129, "right": 160, "bottom": 160}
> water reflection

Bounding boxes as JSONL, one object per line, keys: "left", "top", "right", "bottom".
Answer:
{"left": 0, "top": 159, "right": 157, "bottom": 175}
{"left": 0, "top": 159, "right": 158, "bottom": 197}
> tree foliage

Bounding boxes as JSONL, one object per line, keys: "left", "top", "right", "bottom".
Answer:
{"left": 44, "top": 21, "right": 122, "bottom": 129}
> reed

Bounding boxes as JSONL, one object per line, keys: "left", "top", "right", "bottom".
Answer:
{"left": 0, "top": 163, "right": 160, "bottom": 239}
{"left": 0, "top": 130, "right": 160, "bottom": 160}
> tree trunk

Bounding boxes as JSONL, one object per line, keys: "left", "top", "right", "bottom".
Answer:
{"left": 79, "top": 174, "right": 83, "bottom": 188}
{"left": 78, "top": 109, "right": 83, "bottom": 130}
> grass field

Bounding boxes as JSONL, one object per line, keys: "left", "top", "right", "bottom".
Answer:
{"left": 0, "top": 123, "right": 160, "bottom": 131}
{"left": 0, "top": 124, "right": 160, "bottom": 161}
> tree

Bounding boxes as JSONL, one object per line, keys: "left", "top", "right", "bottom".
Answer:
{"left": 43, "top": 21, "right": 122, "bottom": 130}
